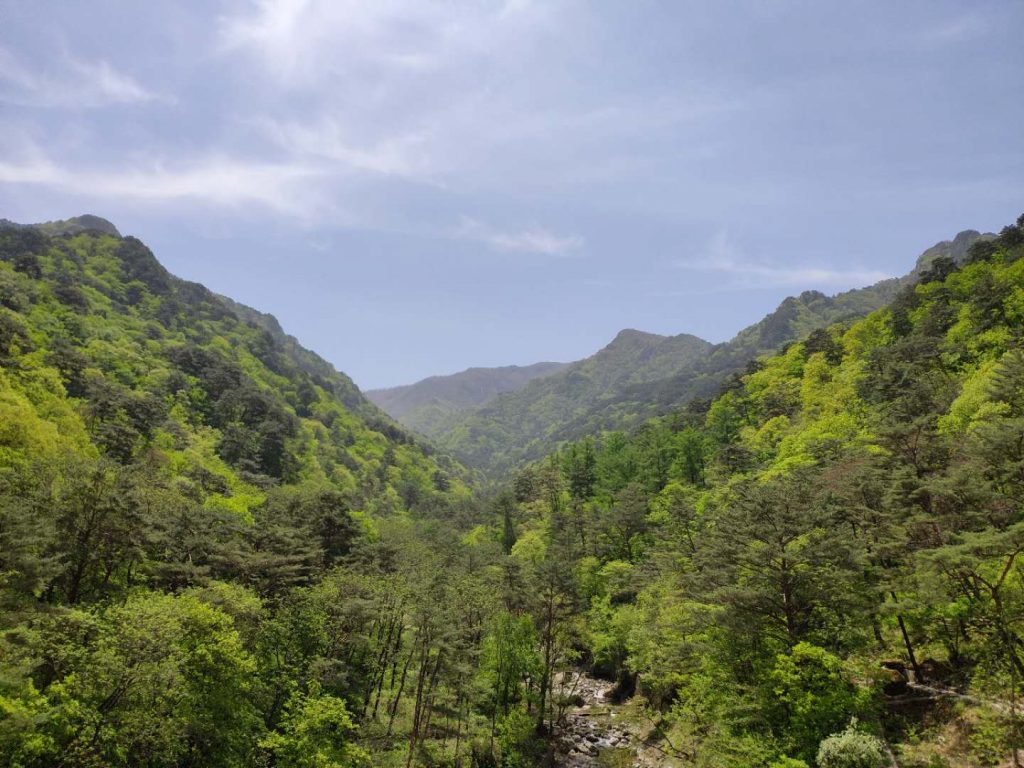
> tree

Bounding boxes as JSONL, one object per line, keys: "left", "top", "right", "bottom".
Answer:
{"left": 766, "top": 643, "right": 869, "bottom": 763}
{"left": 494, "top": 492, "right": 519, "bottom": 555}
{"left": 705, "top": 392, "right": 748, "bottom": 472}
{"left": 564, "top": 438, "right": 597, "bottom": 502}
{"left": 46, "top": 458, "right": 147, "bottom": 605}
{"left": 672, "top": 426, "right": 710, "bottom": 486}
{"left": 259, "top": 689, "right": 369, "bottom": 768}
{"left": 696, "top": 471, "right": 870, "bottom": 651}
{"left": 531, "top": 542, "right": 579, "bottom": 733}
{"left": 600, "top": 483, "right": 649, "bottom": 563}
{"left": 481, "top": 611, "right": 539, "bottom": 722}
{"left": 37, "top": 593, "right": 259, "bottom": 767}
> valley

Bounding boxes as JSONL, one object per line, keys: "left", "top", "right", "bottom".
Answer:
{"left": 3, "top": 3, "right": 1021, "bottom": 766}
{"left": 374, "top": 230, "right": 990, "bottom": 481}
{"left": 2, "top": 213, "right": 1024, "bottom": 768}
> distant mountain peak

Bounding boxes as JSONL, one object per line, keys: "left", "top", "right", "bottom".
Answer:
{"left": 65, "top": 215, "right": 121, "bottom": 236}
{"left": 600, "top": 329, "right": 670, "bottom": 356}
{"left": 4, "top": 214, "right": 124, "bottom": 238}
{"left": 38, "top": 214, "right": 121, "bottom": 237}
{"left": 366, "top": 361, "right": 570, "bottom": 432}
{"left": 612, "top": 328, "right": 665, "bottom": 341}
{"left": 912, "top": 229, "right": 990, "bottom": 274}
{"left": 797, "top": 289, "right": 827, "bottom": 302}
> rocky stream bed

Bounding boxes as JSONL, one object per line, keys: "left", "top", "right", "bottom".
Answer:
{"left": 551, "top": 672, "right": 640, "bottom": 767}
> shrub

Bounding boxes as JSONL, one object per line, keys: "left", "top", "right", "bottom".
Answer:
{"left": 817, "top": 722, "right": 888, "bottom": 768}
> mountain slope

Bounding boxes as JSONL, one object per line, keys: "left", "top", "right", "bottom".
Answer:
{"left": 433, "top": 230, "right": 992, "bottom": 476}
{"left": 500, "top": 215, "right": 1024, "bottom": 766}
{"left": 366, "top": 361, "right": 568, "bottom": 435}
{"left": 0, "top": 217, "right": 469, "bottom": 539}
{"left": 434, "top": 329, "right": 713, "bottom": 473}
{"left": 0, "top": 216, "right": 494, "bottom": 768}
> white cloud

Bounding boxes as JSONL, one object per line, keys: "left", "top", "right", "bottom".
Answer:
{"left": 677, "top": 231, "right": 890, "bottom": 289}
{"left": 259, "top": 117, "right": 433, "bottom": 179}
{"left": 0, "top": 47, "right": 162, "bottom": 108}
{"left": 455, "top": 216, "right": 583, "bottom": 256}
{"left": 218, "top": 0, "right": 547, "bottom": 85}
{"left": 70, "top": 59, "right": 159, "bottom": 105}
{"left": 210, "top": 0, "right": 750, "bottom": 207}
{"left": 0, "top": 152, "right": 327, "bottom": 217}
{"left": 218, "top": 0, "right": 450, "bottom": 86}
{"left": 918, "top": 14, "right": 988, "bottom": 45}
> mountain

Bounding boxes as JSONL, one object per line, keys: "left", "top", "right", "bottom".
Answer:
{"left": 0, "top": 213, "right": 123, "bottom": 237}
{"left": 217, "top": 292, "right": 382, "bottom": 420}
{"left": 430, "top": 229, "right": 992, "bottom": 476}
{"left": 0, "top": 217, "right": 469, "bottom": 529}
{"left": 0, "top": 216, "right": 514, "bottom": 767}
{"left": 911, "top": 227, "right": 988, "bottom": 275}
{"left": 502, "top": 213, "right": 1024, "bottom": 767}
{"left": 432, "top": 329, "right": 713, "bottom": 474}
{"left": 366, "top": 361, "right": 568, "bottom": 435}
{"left": 2, "top": 209, "right": 1019, "bottom": 768}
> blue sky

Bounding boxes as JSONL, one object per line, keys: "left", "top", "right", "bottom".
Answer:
{"left": 1, "top": 1, "right": 1022, "bottom": 389}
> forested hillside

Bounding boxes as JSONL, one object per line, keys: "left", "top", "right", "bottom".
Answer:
{"left": 0, "top": 219, "right": 503, "bottom": 767}
{"left": 433, "top": 330, "right": 712, "bottom": 476}
{"left": 486, "top": 216, "right": 1024, "bottom": 766}
{"left": 432, "top": 231, "right": 989, "bottom": 479}
{"left": 367, "top": 361, "right": 568, "bottom": 436}
{"left": 1, "top": 213, "right": 1021, "bottom": 768}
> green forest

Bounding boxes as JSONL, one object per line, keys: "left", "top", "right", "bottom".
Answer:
{"left": 2, "top": 213, "right": 1024, "bottom": 768}
{"left": 424, "top": 232, "right": 983, "bottom": 480}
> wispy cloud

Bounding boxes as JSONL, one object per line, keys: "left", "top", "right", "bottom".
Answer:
{"left": 917, "top": 13, "right": 988, "bottom": 46}
{"left": 259, "top": 117, "right": 433, "bottom": 179}
{"left": 217, "top": 0, "right": 547, "bottom": 86}
{"left": 215, "top": 0, "right": 736, "bottom": 193}
{"left": 455, "top": 216, "right": 583, "bottom": 256}
{"left": 0, "top": 47, "right": 163, "bottom": 108}
{"left": 0, "top": 151, "right": 327, "bottom": 217}
{"left": 677, "top": 231, "right": 890, "bottom": 289}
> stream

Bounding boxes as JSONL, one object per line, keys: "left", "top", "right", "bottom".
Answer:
{"left": 551, "top": 672, "right": 637, "bottom": 767}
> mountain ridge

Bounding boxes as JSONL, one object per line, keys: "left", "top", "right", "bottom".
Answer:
{"left": 419, "top": 229, "right": 994, "bottom": 476}
{"left": 366, "top": 360, "right": 569, "bottom": 435}
{"left": 0, "top": 214, "right": 467, "bottom": 503}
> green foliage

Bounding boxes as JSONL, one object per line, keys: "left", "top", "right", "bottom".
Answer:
{"left": 0, "top": 221, "right": 485, "bottom": 767}
{"left": 3, "top": 592, "right": 259, "bottom": 767}
{"left": 259, "top": 689, "right": 369, "bottom": 768}
{"left": 1, "top": 215, "right": 1020, "bottom": 767}
{"left": 816, "top": 722, "right": 888, "bottom": 768}
{"left": 770, "top": 759, "right": 810, "bottom": 768}
{"left": 485, "top": 217, "right": 1024, "bottom": 766}
{"left": 767, "top": 644, "right": 869, "bottom": 762}
{"left": 481, "top": 611, "right": 540, "bottom": 717}
{"left": 494, "top": 708, "right": 538, "bottom": 767}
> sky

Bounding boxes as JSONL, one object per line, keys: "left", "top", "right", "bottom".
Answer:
{"left": 1, "top": 1, "right": 1022, "bottom": 389}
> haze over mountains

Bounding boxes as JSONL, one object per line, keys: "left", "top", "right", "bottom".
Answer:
{"left": 366, "top": 362, "right": 568, "bottom": 436}
{"left": 371, "top": 229, "right": 990, "bottom": 476}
